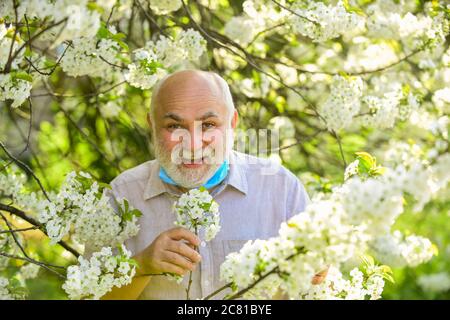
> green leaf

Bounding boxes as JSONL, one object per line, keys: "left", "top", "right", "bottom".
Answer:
{"left": 124, "top": 199, "right": 129, "bottom": 213}
{"left": 130, "top": 209, "right": 142, "bottom": 218}
{"left": 379, "top": 265, "right": 393, "bottom": 275}
{"left": 140, "top": 59, "right": 163, "bottom": 75}
{"left": 342, "top": 0, "right": 366, "bottom": 16}
{"left": 338, "top": 71, "right": 351, "bottom": 80}
{"left": 112, "top": 33, "right": 126, "bottom": 41}
{"left": 116, "top": 39, "right": 129, "bottom": 51}
{"left": 24, "top": 47, "right": 33, "bottom": 57}
{"left": 98, "top": 182, "right": 112, "bottom": 190}
{"left": 361, "top": 254, "right": 375, "bottom": 269}
{"left": 201, "top": 202, "right": 211, "bottom": 211}
{"left": 128, "top": 258, "right": 139, "bottom": 267}
{"left": 355, "top": 151, "right": 375, "bottom": 169}
{"left": 382, "top": 273, "right": 395, "bottom": 284}
{"left": 97, "top": 26, "right": 109, "bottom": 39}
{"left": 13, "top": 72, "right": 33, "bottom": 82}
{"left": 87, "top": 2, "right": 104, "bottom": 14}
{"left": 431, "top": 244, "right": 439, "bottom": 256}
{"left": 370, "top": 166, "right": 386, "bottom": 176}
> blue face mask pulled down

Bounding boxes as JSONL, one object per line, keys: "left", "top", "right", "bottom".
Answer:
{"left": 159, "top": 160, "right": 229, "bottom": 190}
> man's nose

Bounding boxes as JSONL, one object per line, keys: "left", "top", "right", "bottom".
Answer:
{"left": 187, "top": 123, "right": 204, "bottom": 151}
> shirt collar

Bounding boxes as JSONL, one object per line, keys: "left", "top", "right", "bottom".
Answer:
{"left": 225, "top": 150, "right": 248, "bottom": 195}
{"left": 142, "top": 150, "right": 248, "bottom": 200}
{"left": 143, "top": 161, "right": 169, "bottom": 200}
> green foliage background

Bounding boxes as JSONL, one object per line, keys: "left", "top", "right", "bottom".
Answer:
{"left": 0, "top": 0, "right": 449, "bottom": 299}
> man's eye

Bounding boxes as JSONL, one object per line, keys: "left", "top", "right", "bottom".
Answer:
{"left": 202, "top": 122, "right": 216, "bottom": 130}
{"left": 167, "top": 124, "right": 183, "bottom": 130}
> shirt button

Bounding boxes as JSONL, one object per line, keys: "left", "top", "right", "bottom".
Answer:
{"left": 205, "top": 280, "right": 210, "bottom": 286}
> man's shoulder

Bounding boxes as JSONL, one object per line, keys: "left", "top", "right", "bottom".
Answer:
{"left": 231, "top": 150, "right": 299, "bottom": 182}
{"left": 110, "top": 159, "right": 158, "bottom": 187}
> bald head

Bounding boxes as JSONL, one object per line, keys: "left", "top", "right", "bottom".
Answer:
{"left": 150, "top": 70, "right": 235, "bottom": 121}
{"left": 148, "top": 69, "right": 238, "bottom": 189}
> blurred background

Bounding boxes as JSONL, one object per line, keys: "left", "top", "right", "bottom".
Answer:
{"left": 0, "top": 0, "right": 449, "bottom": 299}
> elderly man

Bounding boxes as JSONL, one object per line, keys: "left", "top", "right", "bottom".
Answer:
{"left": 102, "top": 69, "right": 314, "bottom": 300}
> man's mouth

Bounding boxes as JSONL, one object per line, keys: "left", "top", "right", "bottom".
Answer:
{"left": 180, "top": 156, "right": 207, "bottom": 168}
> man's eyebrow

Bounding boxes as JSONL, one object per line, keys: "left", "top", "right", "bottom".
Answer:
{"left": 163, "top": 111, "right": 219, "bottom": 121}
{"left": 197, "top": 111, "right": 219, "bottom": 121}
{"left": 163, "top": 112, "right": 182, "bottom": 121}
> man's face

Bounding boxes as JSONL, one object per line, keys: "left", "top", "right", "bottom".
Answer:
{"left": 150, "top": 74, "right": 236, "bottom": 189}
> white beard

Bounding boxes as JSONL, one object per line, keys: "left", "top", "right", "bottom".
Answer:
{"left": 153, "top": 131, "right": 232, "bottom": 189}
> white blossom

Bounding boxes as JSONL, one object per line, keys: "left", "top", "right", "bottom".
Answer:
{"left": 432, "top": 87, "right": 450, "bottom": 113}
{"left": 145, "top": 29, "right": 206, "bottom": 67}
{"left": 37, "top": 172, "right": 140, "bottom": 250}
{"left": 19, "top": 263, "right": 40, "bottom": 280}
{"left": 289, "top": 1, "right": 364, "bottom": 43}
{"left": 125, "top": 48, "right": 167, "bottom": 90}
{"left": 0, "top": 276, "right": 25, "bottom": 300}
{"left": 54, "top": 4, "right": 101, "bottom": 44}
{"left": 224, "top": 16, "right": 257, "bottom": 46}
{"left": 149, "top": 0, "right": 182, "bottom": 15}
{"left": 100, "top": 101, "right": 121, "bottom": 118}
{"left": 178, "top": 29, "right": 207, "bottom": 61}
{"left": 0, "top": 24, "right": 25, "bottom": 70}
{"left": 0, "top": 164, "right": 27, "bottom": 197}
{"left": 62, "top": 245, "right": 136, "bottom": 300}
{"left": 321, "top": 75, "right": 363, "bottom": 131}
{"left": 371, "top": 231, "right": 436, "bottom": 268}
{"left": 173, "top": 187, "right": 220, "bottom": 242}
{"left": 417, "top": 272, "right": 450, "bottom": 293}
{"left": 0, "top": 277, "right": 15, "bottom": 300}
{"left": 359, "top": 91, "right": 402, "bottom": 129}
{"left": 0, "top": 73, "right": 32, "bottom": 109}
{"left": 300, "top": 266, "right": 385, "bottom": 300}
{"left": 60, "top": 37, "right": 120, "bottom": 79}
{"left": 221, "top": 199, "right": 370, "bottom": 299}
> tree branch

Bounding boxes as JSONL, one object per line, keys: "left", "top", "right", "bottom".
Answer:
{"left": 0, "top": 203, "right": 81, "bottom": 258}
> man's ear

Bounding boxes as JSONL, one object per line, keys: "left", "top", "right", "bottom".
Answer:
{"left": 231, "top": 110, "right": 238, "bottom": 129}
{"left": 147, "top": 112, "right": 152, "bottom": 128}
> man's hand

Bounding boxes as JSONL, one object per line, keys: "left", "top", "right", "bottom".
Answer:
{"left": 135, "top": 227, "right": 202, "bottom": 277}
{"left": 311, "top": 268, "right": 329, "bottom": 285}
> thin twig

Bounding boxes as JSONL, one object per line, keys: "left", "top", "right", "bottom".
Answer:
{"left": 0, "top": 141, "right": 50, "bottom": 201}
{"left": 186, "top": 225, "right": 198, "bottom": 300}
{"left": 225, "top": 250, "right": 303, "bottom": 300}
{"left": 3, "top": 18, "right": 68, "bottom": 73}
{"left": 0, "top": 252, "right": 66, "bottom": 278}
{"left": 31, "top": 81, "right": 126, "bottom": 98}
{"left": 0, "top": 203, "right": 81, "bottom": 258}
{"left": 0, "top": 226, "right": 39, "bottom": 234}
{"left": 134, "top": 0, "right": 169, "bottom": 37}
{"left": 24, "top": 43, "right": 70, "bottom": 76}
{"left": 3, "top": 0, "right": 19, "bottom": 74}
{"left": 271, "top": 0, "right": 318, "bottom": 24}
{"left": 0, "top": 211, "right": 31, "bottom": 260}
{"left": 202, "top": 283, "right": 232, "bottom": 300}
{"left": 331, "top": 130, "right": 347, "bottom": 169}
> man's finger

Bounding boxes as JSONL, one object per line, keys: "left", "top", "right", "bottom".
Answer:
{"left": 168, "top": 227, "right": 201, "bottom": 246}
{"left": 167, "top": 240, "right": 201, "bottom": 263}
{"left": 159, "top": 261, "right": 188, "bottom": 276}
{"left": 162, "top": 250, "right": 196, "bottom": 272}
{"left": 311, "top": 268, "right": 329, "bottom": 285}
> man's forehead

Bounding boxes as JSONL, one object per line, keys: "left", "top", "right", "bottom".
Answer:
{"left": 158, "top": 71, "right": 222, "bottom": 98}
{"left": 154, "top": 79, "right": 228, "bottom": 118}
{"left": 155, "top": 71, "right": 223, "bottom": 100}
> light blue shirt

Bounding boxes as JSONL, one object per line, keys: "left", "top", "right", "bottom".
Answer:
{"left": 102, "top": 150, "right": 310, "bottom": 299}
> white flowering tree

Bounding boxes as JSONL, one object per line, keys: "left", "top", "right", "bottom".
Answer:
{"left": 0, "top": 0, "right": 449, "bottom": 299}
